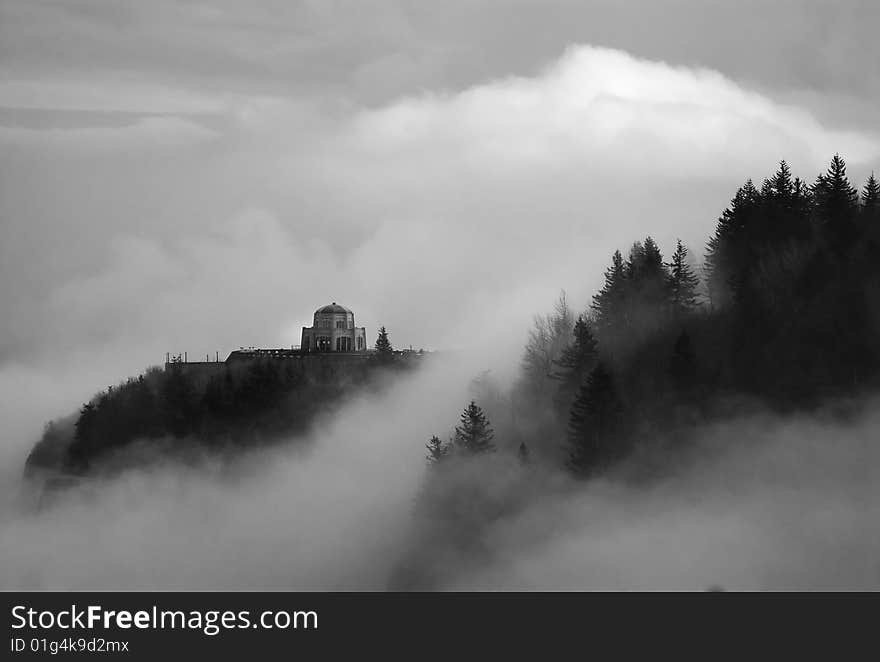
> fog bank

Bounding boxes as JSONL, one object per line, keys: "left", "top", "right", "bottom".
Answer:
{"left": 2, "top": 350, "right": 878, "bottom": 590}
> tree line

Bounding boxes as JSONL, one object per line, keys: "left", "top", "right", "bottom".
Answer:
{"left": 27, "top": 327, "right": 405, "bottom": 474}
{"left": 426, "top": 155, "right": 880, "bottom": 479}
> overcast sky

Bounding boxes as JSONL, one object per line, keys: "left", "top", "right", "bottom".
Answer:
{"left": 1, "top": 0, "right": 879, "bottom": 456}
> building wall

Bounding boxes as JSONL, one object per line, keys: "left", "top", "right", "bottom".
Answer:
{"left": 301, "top": 310, "right": 367, "bottom": 352}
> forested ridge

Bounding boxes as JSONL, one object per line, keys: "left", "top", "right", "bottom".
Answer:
{"left": 390, "top": 154, "right": 880, "bottom": 587}
{"left": 25, "top": 330, "right": 406, "bottom": 475}
{"left": 427, "top": 155, "right": 880, "bottom": 476}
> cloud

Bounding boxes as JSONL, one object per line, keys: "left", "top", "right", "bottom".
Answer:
{"left": 0, "top": 78, "right": 232, "bottom": 114}
{"left": 442, "top": 406, "right": 880, "bottom": 590}
{"left": 347, "top": 45, "right": 879, "bottom": 176}
{"left": 6, "top": 44, "right": 878, "bottom": 372}
{"left": 272, "top": 45, "right": 879, "bottom": 351}
{"left": 0, "top": 355, "right": 477, "bottom": 590}
{"left": 3, "top": 361, "right": 879, "bottom": 590}
{"left": 0, "top": 115, "right": 219, "bottom": 150}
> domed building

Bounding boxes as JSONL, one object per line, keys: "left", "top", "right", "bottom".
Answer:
{"left": 300, "top": 302, "right": 367, "bottom": 353}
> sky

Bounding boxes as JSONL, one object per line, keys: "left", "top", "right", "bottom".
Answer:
{"left": 2, "top": 0, "right": 880, "bottom": 469}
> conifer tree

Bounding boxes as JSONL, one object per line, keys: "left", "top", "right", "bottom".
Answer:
{"left": 567, "top": 362, "right": 623, "bottom": 476}
{"left": 812, "top": 154, "right": 859, "bottom": 253}
{"left": 667, "top": 240, "right": 700, "bottom": 313}
{"left": 425, "top": 435, "right": 451, "bottom": 464}
{"left": 555, "top": 316, "right": 599, "bottom": 376}
{"left": 375, "top": 326, "right": 393, "bottom": 355}
{"left": 863, "top": 173, "right": 880, "bottom": 210}
{"left": 760, "top": 161, "right": 813, "bottom": 245}
{"left": 767, "top": 160, "right": 793, "bottom": 197}
{"left": 640, "top": 236, "right": 665, "bottom": 278}
{"left": 553, "top": 316, "right": 599, "bottom": 413}
{"left": 813, "top": 154, "right": 859, "bottom": 215}
{"left": 591, "top": 250, "right": 626, "bottom": 336}
{"left": 705, "top": 179, "right": 760, "bottom": 307}
{"left": 861, "top": 173, "right": 880, "bottom": 229}
{"left": 453, "top": 401, "right": 496, "bottom": 454}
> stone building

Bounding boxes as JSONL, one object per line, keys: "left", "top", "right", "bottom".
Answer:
{"left": 300, "top": 302, "right": 367, "bottom": 353}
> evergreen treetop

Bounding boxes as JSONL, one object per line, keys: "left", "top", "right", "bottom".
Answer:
{"left": 555, "top": 315, "right": 599, "bottom": 374}
{"left": 375, "top": 326, "right": 393, "bottom": 354}
{"left": 426, "top": 435, "right": 451, "bottom": 464}
{"left": 667, "top": 239, "right": 700, "bottom": 313}
{"left": 862, "top": 173, "right": 879, "bottom": 210}
{"left": 453, "top": 401, "right": 496, "bottom": 454}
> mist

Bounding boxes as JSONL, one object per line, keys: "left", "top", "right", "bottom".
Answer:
{"left": 0, "top": 354, "right": 479, "bottom": 590}
{"left": 2, "top": 342, "right": 879, "bottom": 590}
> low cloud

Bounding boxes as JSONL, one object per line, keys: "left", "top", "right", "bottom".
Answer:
{"left": 445, "top": 407, "right": 880, "bottom": 590}
{"left": 2, "top": 357, "right": 878, "bottom": 590}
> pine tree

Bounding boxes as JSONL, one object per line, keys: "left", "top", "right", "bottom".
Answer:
{"left": 374, "top": 326, "right": 393, "bottom": 359}
{"left": 760, "top": 161, "right": 813, "bottom": 245}
{"left": 640, "top": 236, "right": 665, "bottom": 277}
{"left": 667, "top": 240, "right": 700, "bottom": 313}
{"left": 555, "top": 316, "right": 599, "bottom": 376}
{"left": 767, "top": 160, "right": 793, "bottom": 197}
{"left": 861, "top": 173, "right": 880, "bottom": 228}
{"left": 812, "top": 154, "right": 859, "bottom": 253}
{"left": 813, "top": 154, "right": 859, "bottom": 214}
{"left": 591, "top": 250, "right": 626, "bottom": 337}
{"left": 425, "top": 435, "right": 451, "bottom": 464}
{"left": 567, "top": 362, "right": 623, "bottom": 476}
{"left": 863, "top": 173, "right": 880, "bottom": 210}
{"left": 552, "top": 316, "right": 599, "bottom": 414}
{"left": 705, "top": 179, "right": 760, "bottom": 307}
{"left": 453, "top": 401, "right": 496, "bottom": 454}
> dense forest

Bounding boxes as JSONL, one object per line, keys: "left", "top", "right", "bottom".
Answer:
{"left": 426, "top": 155, "right": 880, "bottom": 477}
{"left": 25, "top": 327, "right": 407, "bottom": 475}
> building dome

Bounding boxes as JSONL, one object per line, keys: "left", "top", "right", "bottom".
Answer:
{"left": 315, "top": 302, "right": 351, "bottom": 315}
{"left": 303, "top": 302, "right": 366, "bottom": 353}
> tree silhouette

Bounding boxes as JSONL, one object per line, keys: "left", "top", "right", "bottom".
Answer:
{"left": 861, "top": 173, "right": 880, "bottom": 231}
{"left": 375, "top": 326, "right": 393, "bottom": 354}
{"left": 552, "top": 315, "right": 599, "bottom": 414}
{"left": 426, "top": 435, "right": 451, "bottom": 464}
{"left": 567, "top": 363, "right": 623, "bottom": 476}
{"left": 813, "top": 154, "right": 859, "bottom": 253}
{"left": 667, "top": 240, "right": 699, "bottom": 314}
{"left": 705, "top": 179, "right": 760, "bottom": 308}
{"left": 591, "top": 250, "right": 627, "bottom": 341}
{"left": 453, "top": 401, "right": 496, "bottom": 454}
